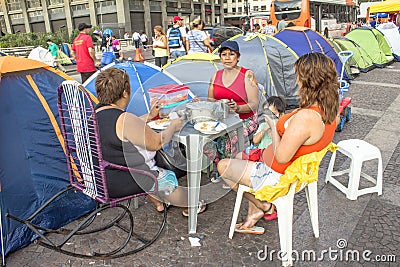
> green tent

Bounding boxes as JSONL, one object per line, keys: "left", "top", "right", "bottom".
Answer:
{"left": 329, "top": 38, "right": 359, "bottom": 78}
{"left": 345, "top": 27, "right": 394, "bottom": 68}
{"left": 331, "top": 37, "right": 374, "bottom": 73}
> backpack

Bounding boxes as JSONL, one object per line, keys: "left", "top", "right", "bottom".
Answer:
{"left": 168, "top": 27, "right": 183, "bottom": 49}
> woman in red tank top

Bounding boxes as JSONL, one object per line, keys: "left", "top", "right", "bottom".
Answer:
{"left": 205, "top": 40, "right": 259, "bottom": 162}
{"left": 217, "top": 53, "right": 340, "bottom": 234}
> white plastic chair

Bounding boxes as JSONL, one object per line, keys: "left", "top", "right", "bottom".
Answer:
{"left": 229, "top": 180, "right": 319, "bottom": 266}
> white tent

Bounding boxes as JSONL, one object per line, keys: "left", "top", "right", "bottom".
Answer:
{"left": 377, "top": 23, "right": 400, "bottom": 61}
{"left": 28, "top": 46, "right": 54, "bottom": 66}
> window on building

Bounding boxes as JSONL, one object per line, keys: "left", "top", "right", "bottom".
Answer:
{"left": 26, "top": 0, "right": 42, "bottom": 8}
{"left": 10, "top": 13, "right": 23, "bottom": 20}
{"left": 223, "top": 0, "right": 227, "bottom": 3}
{"left": 167, "top": 1, "right": 177, "bottom": 8}
{"left": 253, "top": 6, "right": 258, "bottom": 11}
{"left": 48, "top": 0, "right": 64, "bottom": 5}
{"left": 224, "top": 8, "right": 227, "bottom": 13}
{"left": 49, "top": 7, "right": 64, "bottom": 15}
{"left": 181, "top": 3, "right": 191, "bottom": 9}
{"left": 232, "top": 7, "right": 236, "bottom": 13}
{"left": 261, "top": 5, "right": 266, "bottom": 11}
{"left": 28, "top": 10, "right": 43, "bottom": 18}
{"left": 71, "top": 4, "right": 89, "bottom": 11}
{"left": 6, "top": 0, "right": 22, "bottom": 11}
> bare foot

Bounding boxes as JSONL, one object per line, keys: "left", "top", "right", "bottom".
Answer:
{"left": 242, "top": 209, "right": 265, "bottom": 228}
{"left": 242, "top": 202, "right": 273, "bottom": 228}
{"left": 147, "top": 195, "right": 164, "bottom": 212}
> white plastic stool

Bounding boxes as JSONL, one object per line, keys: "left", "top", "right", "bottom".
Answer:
{"left": 325, "top": 139, "right": 382, "bottom": 200}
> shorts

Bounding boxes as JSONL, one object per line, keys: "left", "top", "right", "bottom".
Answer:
{"left": 250, "top": 162, "right": 282, "bottom": 192}
{"left": 151, "top": 168, "right": 178, "bottom": 195}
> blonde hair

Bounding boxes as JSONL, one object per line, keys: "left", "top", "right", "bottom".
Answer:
{"left": 153, "top": 25, "right": 165, "bottom": 35}
{"left": 190, "top": 19, "right": 205, "bottom": 29}
{"left": 294, "top": 53, "right": 339, "bottom": 124}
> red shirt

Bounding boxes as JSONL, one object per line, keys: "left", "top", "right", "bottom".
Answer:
{"left": 262, "top": 106, "right": 336, "bottom": 174}
{"left": 72, "top": 33, "right": 96, "bottom": 73}
{"left": 213, "top": 67, "right": 255, "bottom": 120}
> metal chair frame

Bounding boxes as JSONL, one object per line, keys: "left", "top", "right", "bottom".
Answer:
{"left": 7, "top": 80, "right": 167, "bottom": 259}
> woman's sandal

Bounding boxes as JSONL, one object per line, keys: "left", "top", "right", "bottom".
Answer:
{"left": 182, "top": 200, "right": 207, "bottom": 217}
{"left": 234, "top": 223, "right": 265, "bottom": 235}
{"left": 263, "top": 203, "right": 278, "bottom": 221}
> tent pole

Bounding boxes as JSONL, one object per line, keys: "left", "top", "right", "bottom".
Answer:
{"left": 127, "top": 60, "right": 150, "bottom": 113}
{"left": 0, "top": 193, "right": 5, "bottom": 266}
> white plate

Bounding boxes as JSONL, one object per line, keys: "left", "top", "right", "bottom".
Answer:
{"left": 147, "top": 119, "right": 171, "bottom": 130}
{"left": 194, "top": 121, "right": 227, "bottom": 134}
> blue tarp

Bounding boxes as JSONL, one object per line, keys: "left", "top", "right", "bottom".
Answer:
{"left": 274, "top": 27, "right": 347, "bottom": 79}
{"left": 370, "top": 13, "right": 389, "bottom": 18}
{"left": 0, "top": 59, "right": 95, "bottom": 256}
{"left": 83, "top": 61, "right": 190, "bottom": 116}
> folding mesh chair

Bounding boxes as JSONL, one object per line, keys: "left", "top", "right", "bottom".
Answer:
{"left": 7, "top": 80, "right": 167, "bottom": 259}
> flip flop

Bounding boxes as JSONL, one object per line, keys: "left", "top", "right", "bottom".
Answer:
{"left": 234, "top": 223, "right": 265, "bottom": 235}
{"left": 182, "top": 200, "right": 207, "bottom": 217}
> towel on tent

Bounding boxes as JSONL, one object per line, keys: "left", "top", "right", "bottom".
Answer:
{"left": 57, "top": 50, "right": 72, "bottom": 65}
{"left": 253, "top": 142, "right": 337, "bottom": 202}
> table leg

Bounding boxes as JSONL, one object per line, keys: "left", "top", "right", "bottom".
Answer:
{"left": 237, "top": 125, "right": 245, "bottom": 152}
{"left": 185, "top": 134, "right": 203, "bottom": 234}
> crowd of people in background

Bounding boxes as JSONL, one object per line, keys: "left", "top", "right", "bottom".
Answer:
{"left": 74, "top": 11, "right": 399, "bottom": 71}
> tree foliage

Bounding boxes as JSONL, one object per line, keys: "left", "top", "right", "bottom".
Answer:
{"left": 0, "top": 27, "right": 100, "bottom": 48}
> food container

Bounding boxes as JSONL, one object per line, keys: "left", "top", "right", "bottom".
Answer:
{"left": 148, "top": 84, "right": 189, "bottom": 106}
{"left": 185, "top": 101, "right": 221, "bottom": 123}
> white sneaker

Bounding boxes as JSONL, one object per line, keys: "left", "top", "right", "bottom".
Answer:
{"left": 211, "top": 176, "right": 221, "bottom": 183}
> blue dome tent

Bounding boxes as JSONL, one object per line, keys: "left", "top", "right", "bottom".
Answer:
{"left": 274, "top": 26, "right": 348, "bottom": 79}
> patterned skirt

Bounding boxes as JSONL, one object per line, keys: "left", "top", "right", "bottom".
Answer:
{"left": 204, "top": 113, "right": 258, "bottom": 162}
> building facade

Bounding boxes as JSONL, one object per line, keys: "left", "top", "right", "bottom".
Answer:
{"left": 223, "top": 0, "right": 272, "bottom": 27}
{"left": 0, "top": 0, "right": 223, "bottom": 39}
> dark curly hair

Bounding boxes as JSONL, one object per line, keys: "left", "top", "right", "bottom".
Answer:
{"left": 95, "top": 68, "right": 131, "bottom": 104}
{"left": 294, "top": 52, "right": 339, "bottom": 124}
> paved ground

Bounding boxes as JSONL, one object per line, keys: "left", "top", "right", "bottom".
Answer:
{"left": 3, "top": 48, "right": 400, "bottom": 266}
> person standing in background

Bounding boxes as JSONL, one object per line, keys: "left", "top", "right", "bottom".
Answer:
{"left": 167, "top": 16, "right": 187, "bottom": 59}
{"left": 186, "top": 19, "right": 213, "bottom": 54}
{"left": 242, "top": 24, "right": 253, "bottom": 37}
{"left": 132, "top": 31, "right": 141, "bottom": 48}
{"left": 263, "top": 20, "right": 276, "bottom": 35}
{"left": 153, "top": 25, "right": 169, "bottom": 67}
{"left": 253, "top": 23, "right": 262, "bottom": 33}
{"left": 123, "top": 32, "right": 130, "bottom": 39}
{"left": 140, "top": 31, "right": 149, "bottom": 50}
{"left": 277, "top": 13, "right": 288, "bottom": 31}
{"left": 71, "top": 23, "right": 99, "bottom": 83}
{"left": 46, "top": 39, "right": 67, "bottom": 72}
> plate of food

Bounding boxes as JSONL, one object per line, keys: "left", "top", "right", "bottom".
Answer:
{"left": 147, "top": 118, "right": 171, "bottom": 130}
{"left": 194, "top": 121, "right": 227, "bottom": 134}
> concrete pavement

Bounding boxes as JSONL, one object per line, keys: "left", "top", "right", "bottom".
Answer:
{"left": 3, "top": 54, "right": 400, "bottom": 266}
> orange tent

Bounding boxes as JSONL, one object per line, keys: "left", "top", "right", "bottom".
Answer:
{"left": 0, "top": 56, "right": 50, "bottom": 75}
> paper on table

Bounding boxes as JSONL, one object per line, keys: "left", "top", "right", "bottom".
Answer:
{"left": 169, "top": 111, "right": 179, "bottom": 120}
{"left": 188, "top": 236, "right": 201, "bottom": 247}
